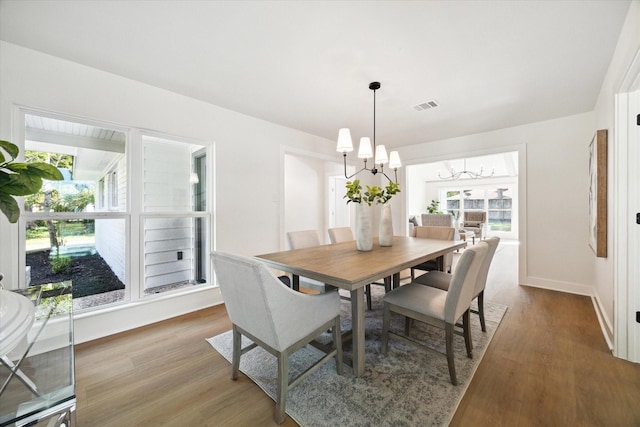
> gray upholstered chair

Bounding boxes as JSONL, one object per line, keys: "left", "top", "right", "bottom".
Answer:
{"left": 287, "top": 230, "right": 327, "bottom": 292}
{"left": 327, "top": 227, "right": 354, "bottom": 244}
{"left": 211, "top": 251, "right": 343, "bottom": 424}
{"left": 410, "top": 226, "right": 456, "bottom": 279}
{"left": 421, "top": 213, "right": 453, "bottom": 228}
{"left": 462, "top": 211, "right": 487, "bottom": 240}
{"left": 327, "top": 227, "right": 391, "bottom": 310}
{"left": 413, "top": 236, "right": 500, "bottom": 332}
{"left": 381, "top": 242, "right": 489, "bottom": 385}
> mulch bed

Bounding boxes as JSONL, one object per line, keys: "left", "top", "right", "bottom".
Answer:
{"left": 26, "top": 250, "right": 125, "bottom": 298}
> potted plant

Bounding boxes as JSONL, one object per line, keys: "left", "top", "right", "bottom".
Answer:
{"left": 344, "top": 179, "right": 401, "bottom": 249}
{"left": 427, "top": 199, "right": 443, "bottom": 214}
{"left": 0, "top": 140, "right": 63, "bottom": 223}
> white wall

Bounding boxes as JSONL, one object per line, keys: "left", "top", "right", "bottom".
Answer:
{"left": 0, "top": 41, "right": 335, "bottom": 342}
{"left": 284, "top": 154, "right": 324, "bottom": 243}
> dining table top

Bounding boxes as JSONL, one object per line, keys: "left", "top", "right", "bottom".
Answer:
{"left": 255, "top": 236, "right": 466, "bottom": 290}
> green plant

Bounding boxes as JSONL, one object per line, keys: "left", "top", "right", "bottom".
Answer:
{"left": 426, "top": 200, "right": 443, "bottom": 214}
{"left": 50, "top": 254, "right": 72, "bottom": 274}
{"left": 344, "top": 179, "right": 401, "bottom": 206}
{"left": 0, "top": 140, "right": 63, "bottom": 223}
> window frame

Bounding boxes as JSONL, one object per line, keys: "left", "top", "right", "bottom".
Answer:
{"left": 14, "top": 107, "right": 214, "bottom": 311}
{"left": 438, "top": 179, "right": 518, "bottom": 240}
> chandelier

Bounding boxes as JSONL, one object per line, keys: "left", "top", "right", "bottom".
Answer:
{"left": 438, "top": 158, "right": 494, "bottom": 180}
{"left": 336, "top": 82, "right": 401, "bottom": 183}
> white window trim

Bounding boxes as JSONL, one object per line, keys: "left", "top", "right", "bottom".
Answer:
{"left": 11, "top": 106, "right": 214, "bottom": 312}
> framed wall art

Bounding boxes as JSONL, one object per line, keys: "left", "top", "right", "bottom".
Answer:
{"left": 589, "top": 129, "right": 607, "bottom": 258}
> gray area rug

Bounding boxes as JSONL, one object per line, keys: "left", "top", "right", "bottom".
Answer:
{"left": 207, "top": 288, "right": 507, "bottom": 426}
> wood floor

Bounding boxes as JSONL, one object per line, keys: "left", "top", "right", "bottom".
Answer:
{"left": 75, "top": 242, "right": 640, "bottom": 426}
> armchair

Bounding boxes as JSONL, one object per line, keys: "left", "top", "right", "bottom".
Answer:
{"left": 211, "top": 252, "right": 343, "bottom": 424}
{"left": 462, "top": 211, "right": 487, "bottom": 240}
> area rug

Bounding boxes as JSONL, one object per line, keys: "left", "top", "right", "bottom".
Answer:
{"left": 207, "top": 289, "right": 507, "bottom": 426}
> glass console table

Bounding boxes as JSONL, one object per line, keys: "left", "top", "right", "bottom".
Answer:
{"left": 0, "top": 282, "right": 75, "bottom": 427}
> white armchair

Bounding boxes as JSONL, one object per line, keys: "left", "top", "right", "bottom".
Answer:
{"left": 462, "top": 211, "right": 487, "bottom": 240}
{"left": 211, "top": 251, "right": 343, "bottom": 424}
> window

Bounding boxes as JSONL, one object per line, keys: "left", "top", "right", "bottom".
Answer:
{"left": 440, "top": 184, "right": 516, "bottom": 237}
{"left": 20, "top": 111, "right": 212, "bottom": 311}
{"left": 488, "top": 188, "right": 512, "bottom": 232}
{"left": 141, "top": 134, "right": 208, "bottom": 295}
{"left": 108, "top": 170, "right": 118, "bottom": 209}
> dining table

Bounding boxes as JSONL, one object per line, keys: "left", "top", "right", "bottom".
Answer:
{"left": 255, "top": 235, "right": 466, "bottom": 377}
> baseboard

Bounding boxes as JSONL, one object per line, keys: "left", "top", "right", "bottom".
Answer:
{"left": 591, "top": 292, "right": 614, "bottom": 351}
{"left": 74, "top": 286, "right": 223, "bottom": 344}
{"left": 524, "top": 276, "right": 593, "bottom": 296}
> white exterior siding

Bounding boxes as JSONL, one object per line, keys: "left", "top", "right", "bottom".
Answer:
{"left": 94, "top": 156, "right": 127, "bottom": 284}
{"left": 143, "top": 142, "right": 192, "bottom": 212}
{"left": 143, "top": 217, "right": 194, "bottom": 289}
{"left": 143, "top": 142, "right": 195, "bottom": 290}
{"left": 94, "top": 218, "right": 126, "bottom": 284}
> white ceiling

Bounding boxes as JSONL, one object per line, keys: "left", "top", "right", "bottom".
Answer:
{"left": 0, "top": 0, "right": 631, "bottom": 149}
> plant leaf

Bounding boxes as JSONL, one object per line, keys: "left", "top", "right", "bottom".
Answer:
{"left": 1, "top": 172, "right": 43, "bottom": 196}
{"left": 0, "top": 140, "right": 19, "bottom": 161}
{"left": 27, "top": 163, "right": 64, "bottom": 180}
{"left": 6, "top": 162, "right": 28, "bottom": 171}
{"left": 0, "top": 193, "right": 20, "bottom": 223}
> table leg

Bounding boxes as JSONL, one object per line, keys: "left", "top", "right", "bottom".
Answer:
{"left": 392, "top": 272, "right": 401, "bottom": 289}
{"left": 350, "top": 287, "right": 365, "bottom": 377}
{"left": 292, "top": 274, "right": 300, "bottom": 291}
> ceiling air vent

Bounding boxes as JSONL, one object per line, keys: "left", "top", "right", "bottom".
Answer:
{"left": 413, "top": 99, "right": 439, "bottom": 111}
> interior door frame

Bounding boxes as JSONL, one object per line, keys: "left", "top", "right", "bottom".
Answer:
{"left": 402, "top": 144, "right": 526, "bottom": 286}
{"left": 614, "top": 51, "right": 640, "bottom": 361}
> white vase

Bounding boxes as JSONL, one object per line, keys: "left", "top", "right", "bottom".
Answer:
{"left": 379, "top": 202, "right": 393, "bottom": 246}
{"left": 356, "top": 203, "right": 373, "bottom": 251}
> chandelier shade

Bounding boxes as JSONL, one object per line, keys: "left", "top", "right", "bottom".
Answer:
{"left": 336, "top": 128, "right": 354, "bottom": 153}
{"left": 375, "top": 145, "right": 388, "bottom": 165}
{"left": 358, "top": 137, "right": 373, "bottom": 159}
{"left": 389, "top": 151, "right": 402, "bottom": 169}
{"left": 337, "top": 81, "right": 400, "bottom": 183}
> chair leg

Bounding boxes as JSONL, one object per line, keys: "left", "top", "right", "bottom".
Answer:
{"left": 332, "top": 318, "right": 344, "bottom": 375}
{"left": 381, "top": 303, "right": 391, "bottom": 355}
{"left": 365, "top": 284, "right": 372, "bottom": 310}
{"left": 404, "top": 317, "right": 413, "bottom": 336}
{"left": 445, "top": 323, "right": 457, "bottom": 386}
{"left": 463, "top": 310, "right": 473, "bottom": 357}
{"left": 478, "top": 291, "right": 486, "bottom": 332}
{"left": 275, "top": 352, "right": 288, "bottom": 424}
{"left": 231, "top": 325, "right": 241, "bottom": 380}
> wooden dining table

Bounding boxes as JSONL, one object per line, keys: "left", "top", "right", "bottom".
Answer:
{"left": 255, "top": 235, "right": 466, "bottom": 377}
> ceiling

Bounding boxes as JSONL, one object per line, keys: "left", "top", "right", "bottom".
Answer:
{"left": 0, "top": 0, "right": 631, "bottom": 149}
